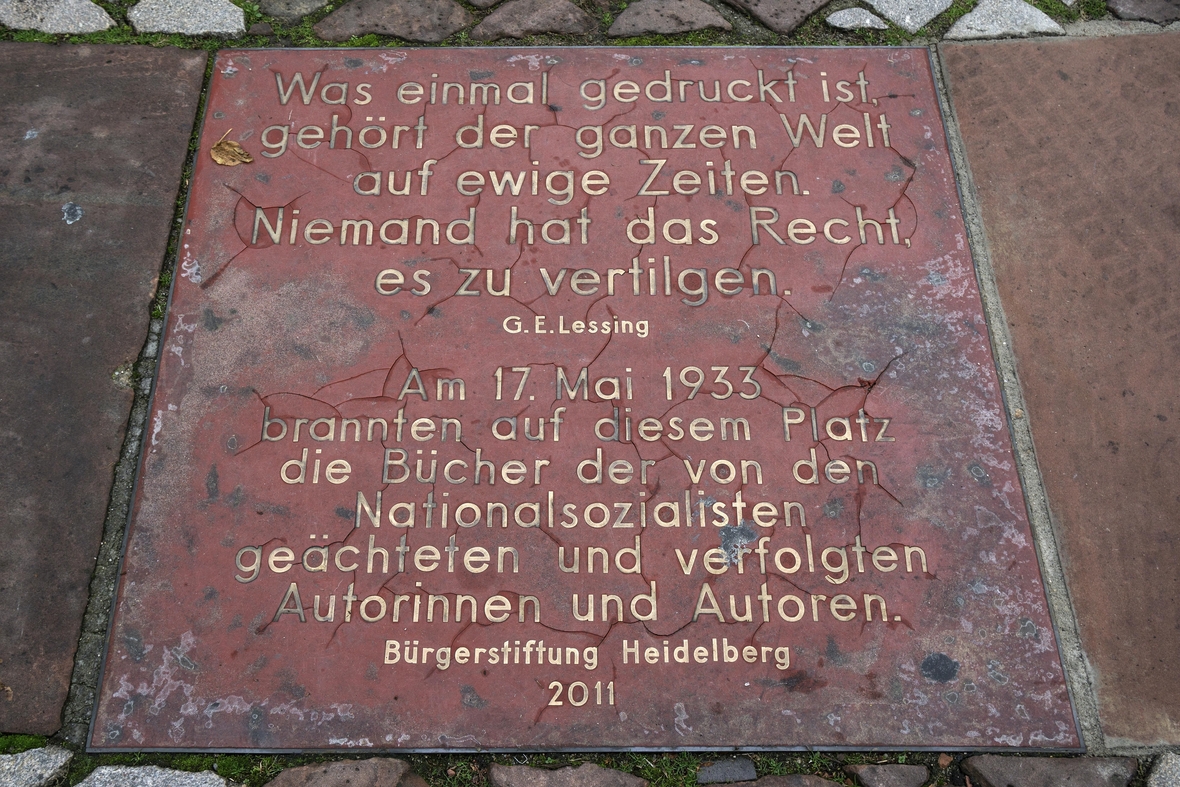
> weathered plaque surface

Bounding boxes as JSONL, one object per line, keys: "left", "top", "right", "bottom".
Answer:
{"left": 94, "top": 48, "right": 1079, "bottom": 751}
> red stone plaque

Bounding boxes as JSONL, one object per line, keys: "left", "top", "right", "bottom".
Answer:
{"left": 93, "top": 48, "right": 1079, "bottom": 751}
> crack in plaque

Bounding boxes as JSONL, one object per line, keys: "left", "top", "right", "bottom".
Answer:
{"left": 203, "top": 187, "right": 308, "bottom": 290}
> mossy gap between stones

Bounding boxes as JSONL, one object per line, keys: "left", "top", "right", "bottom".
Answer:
{"left": 0, "top": 0, "right": 1123, "bottom": 49}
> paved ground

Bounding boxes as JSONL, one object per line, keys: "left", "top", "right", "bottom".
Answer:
{"left": 943, "top": 33, "right": 1180, "bottom": 751}
{"left": 0, "top": 43, "right": 205, "bottom": 735}
{"left": 0, "top": 0, "right": 1179, "bottom": 781}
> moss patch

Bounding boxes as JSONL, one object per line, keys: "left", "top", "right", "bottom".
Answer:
{"left": 0, "top": 734, "right": 48, "bottom": 755}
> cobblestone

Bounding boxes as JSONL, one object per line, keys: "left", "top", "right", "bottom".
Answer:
{"left": 608, "top": 0, "right": 731, "bottom": 35}
{"left": 470, "top": 0, "right": 595, "bottom": 40}
{"left": 78, "top": 766, "right": 235, "bottom": 787}
{"left": 127, "top": 0, "right": 244, "bottom": 34}
{"left": 264, "top": 758, "right": 409, "bottom": 787}
{"left": 962, "top": 756, "right": 1137, "bottom": 787}
{"left": 718, "top": 0, "right": 827, "bottom": 33}
{"left": 490, "top": 764, "right": 647, "bottom": 787}
{"left": 865, "top": 0, "right": 951, "bottom": 32}
{"left": 697, "top": 759, "right": 757, "bottom": 784}
{"left": 1149, "top": 753, "right": 1180, "bottom": 787}
{"left": 258, "top": 0, "right": 328, "bottom": 22}
{"left": 0, "top": 746, "right": 72, "bottom": 787}
{"left": 945, "top": 0, "right": 1064, "bottom": 38}
{"left": 825, "top": 7, "right": 888, "bottom": 28}
{"left": 0, "top": 0, "right": 112, "bottom": 32}
{"left": 1106, "top": 0, "right": 1180, "bottom": 23}
{"left": 844, "top": 764, "right": 928, "bottom": 787}
{"left": 313, "top": 0, "right": 471, "bottom": 41}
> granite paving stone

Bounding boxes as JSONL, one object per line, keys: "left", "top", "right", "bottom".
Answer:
{"left": 945, "top": 0, "right": 1063, "bottom": 38}
{"left": 78, "top": 766, "right": 236, "bottom": 787}
{"left": 264, "top": 758, "right": 409, "bottom": 787}
{"left": 0, "top": 0, "right": 113, "bottom": 32}
{"left": 490, "top": 764, "right": 647, "bottom": 787}
{"left": 697, "top": 759, "right": 757, "bottom": 784}
{"left": 825, "top": 7, "right": 888, "bottom": 27}
{"left": 257, "top": 0, "right": 328, "bottom": 22}
{"left": 1150, "top": 754, "right": 1180, "bottom": 787}
{"left": 470, "top": 0, "right": 594, "bottom": 39}
{"left": 0, "top": 41, "right": 206, "bottom": 736}
{"left": 0, "top": 746, "right": 72, "bottom": 787}
{"left": 864, "top": 0, "right": 950, "bottom": 31}
{"left": 1107, "top": 0, "right": 1180, "bottom": 22}
{"left": 313, "top": 0, "right": 471, "bottom": 41}
{"left": 944, "top": 32, "right": 1180, "bottom": 747}
{"left": 962, "top": 757, "right": 1136, "bottom": 787}
{"left": 943, "top": 0, "right": 1066, "bottom": 37}
{"left": 607, "top": 0, "right": 731, "bottom": 35}
{"left": 744, "top": 778, "right": 840, "bottom": 787}
{"left": 128, "top": 0, "right": 245, "bottom": 33}
{"left": 844, "top": 764, "right": 928, "bottom": 787}
{"left": 717, "top": 0, "right": 826, "bottom": 32}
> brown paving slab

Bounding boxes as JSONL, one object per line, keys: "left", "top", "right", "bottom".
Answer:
{"left": 92, "top": 47, "right": 1076, "bottom": 750}
{"left": 944, "top": 34, "right": 1180, "bottom": 747}
{"left": 0, "top": 43, "right": 206, "bottom": 734}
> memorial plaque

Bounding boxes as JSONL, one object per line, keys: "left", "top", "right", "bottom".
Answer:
{"left": 93, "top": 48, "right": 1080, "bottom": 751}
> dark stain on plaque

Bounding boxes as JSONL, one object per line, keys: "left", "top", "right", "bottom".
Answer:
{"left": 460, "top": 685, "right": 488, "bottom": 709}
{"left": 920, "top": 653, "right": 960, "bottom": 683}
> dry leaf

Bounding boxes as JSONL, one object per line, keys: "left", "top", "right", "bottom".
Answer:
{"left": 938, "top": 754, "right": 953, "bottom": 769}
{"left": 211, "top": 129, "right": 253, "bottom": 166}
